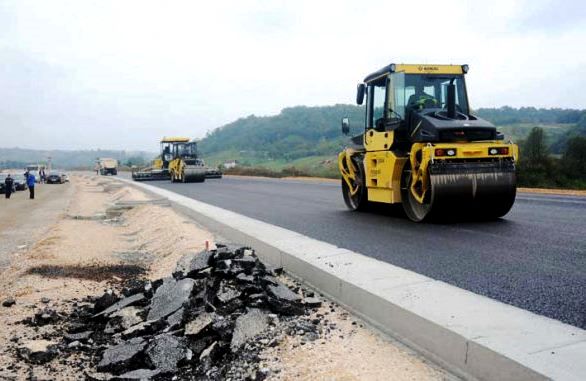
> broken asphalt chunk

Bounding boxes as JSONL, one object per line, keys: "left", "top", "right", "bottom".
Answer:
{"left": 96, "top": 337, "right": 147, "bottom": 373}
{"left": 166, "top": 307, "right": 184, "bottom": 330}
{"left": 85, "top": 371, "right": 114, "bottom": 381}
{"left": 234, "top": 256, "right": 257, "bottom": 271}
{"left": 230, "top": 309, "right": 269, "bottom": 352}
{"left": 174, "top": 250, "right": 212, "bottom": 279}
{"left": 147, "top": 278, "right": 195, "bottom": 321}
{"left": 188, "top": 251, "right": 212, "bottom": 275}
{"left": 303, "top": 297, "right": 322, "bottom": 308}
{"left": 146, "top": 334, "right": 190, "bottom": 373}
{"left": 121, "top": 320, "right": 164, "bottom": 340}
{"left": 19, "top": 340, "right": 58, "bottom": 364}
{"left": 93, "top": 290, "right": 120, "bottom": 314}
{"left": 216, "top": 282, "right": 242, "bottom": 304}
{"left": 93, "top": 294, "right": 145, "bottom": 318}
{"left": 106, "top": 306, "right": 144, "bottom": 332}
{"left": 267, "top": 283, "right": 304, "bottom": 315}
{"left": 2, "top": 297, "right": 16, "bottom": 307}
{"left": 199, "top": 341, "right": 220, "bottom": 371}
{"left": 214, "top": 246, "right": 238, "bottom": 260}
{"left": 236, "top": 273, "right": 255, "bottom": 283}
{"left": 184, "top": 312, "right": 215, "bottom": 337}
{"left": 28, "top": 307, "right": 61, "bottom": 326}
{"left": 116, "top": 369, "right": 161, "bottom": 380}
{"left": 64, "top": 330, "right": 93, "bottom": 342}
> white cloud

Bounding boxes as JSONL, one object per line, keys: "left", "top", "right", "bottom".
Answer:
{"left": 0, "top": 0, "right": 585, "bottom": 150}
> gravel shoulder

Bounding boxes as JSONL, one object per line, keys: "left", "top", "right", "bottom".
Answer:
{"left": 0, "top": 174, "right": 452, "bottom": 380}
{"left": 0, "top": 174, "right": 213, "bottom": 379}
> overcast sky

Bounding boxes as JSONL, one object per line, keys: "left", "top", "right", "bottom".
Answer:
{"left": 0, "top": 0, "right": 585, "bottom": 151}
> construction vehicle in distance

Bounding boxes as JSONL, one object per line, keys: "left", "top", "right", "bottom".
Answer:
{"left": 338, "top": 63, "right": 518, "bottom": 222}
{"left": 202, "top": 161, "right": 223, "bottom": 179}
{"left": 97, "top": 158, "right": 118, "bottom": 175}
{"left": 132, "top": 137, "right": 207, "bottom": 183}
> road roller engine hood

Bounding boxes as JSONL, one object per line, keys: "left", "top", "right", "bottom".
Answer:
{"left": 409, "top": 111, "right": 503, "bottom": 143}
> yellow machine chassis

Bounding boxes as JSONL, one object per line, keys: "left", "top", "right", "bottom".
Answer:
{"left": 168, "top": 158, "right": 184, "bottom": 181}
{"left": 339, "top": 128, "right": 519, "bottom": 206}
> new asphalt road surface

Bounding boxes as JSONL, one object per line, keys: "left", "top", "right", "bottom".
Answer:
{"left": 129, "top": 175, "right": 586, "bottom": 329}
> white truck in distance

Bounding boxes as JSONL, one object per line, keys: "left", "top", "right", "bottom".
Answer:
{"left": 97, "top": 158, "right": 118, "bottom": 175}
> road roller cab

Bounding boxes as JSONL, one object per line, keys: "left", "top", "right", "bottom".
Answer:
{"left": 338, "top": 63, "right": 518, "bottom": 221}
{"left": 166, "top": 138, "right": 207, "bottom": 183}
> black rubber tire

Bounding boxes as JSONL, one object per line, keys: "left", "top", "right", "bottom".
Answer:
{"left": 341, "top": 158, "right": 368, "bottom": 211}
{"left": 401, "top": 162, "right": 433, "bottom": 222}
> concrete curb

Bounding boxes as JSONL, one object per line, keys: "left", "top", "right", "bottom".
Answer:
{"left": 117, "top": 177, "right": 586, "bottom": 381}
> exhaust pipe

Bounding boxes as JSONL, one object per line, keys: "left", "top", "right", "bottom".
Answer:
{"left": 447, "top": 79, "right": 456, "bottom": 119}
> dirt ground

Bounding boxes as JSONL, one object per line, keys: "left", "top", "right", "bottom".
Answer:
{"left": 0, "top": 174, "right": 452, "bottom": 380}
{"left": 0, "top": 181, "right": 74, "bottom": 270}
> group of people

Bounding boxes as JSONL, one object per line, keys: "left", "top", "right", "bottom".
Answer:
{"left": 3, "top": 170, "right": 37, "bottom": 200}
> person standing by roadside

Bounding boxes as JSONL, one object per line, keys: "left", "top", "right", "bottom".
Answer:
{"left": 4, "top": 174, "right": 14, "bottom": 199}
{"left": 26, "top": 171, "right": 36, "bottom": 199}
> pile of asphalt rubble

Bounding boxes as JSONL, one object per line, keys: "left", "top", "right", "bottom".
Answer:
{"left": 15, "top": 245, "right": 326, "bottom": 380}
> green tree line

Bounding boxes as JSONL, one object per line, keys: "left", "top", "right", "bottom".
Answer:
{"left": 0, "top": 148, "right": 155, "bottom": 169}
{"left": 519, "top": 125, "right": 586, "bottom": 188}
{"left": 475, "top": 106, "right": 583, "bottom": 125}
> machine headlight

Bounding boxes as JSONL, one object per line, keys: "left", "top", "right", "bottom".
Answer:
{"left": 462, "top": 64, "right": 469, "bottom": 73}
{"left": 489, "top": 147, "right": 509, "bottom": 155}
{"left": 435, "top": 148, "right": 457, "bottom": 157}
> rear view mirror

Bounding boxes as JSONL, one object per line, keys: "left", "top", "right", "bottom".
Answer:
{"left": 356, "top": 83, "right": 366, "bottom": 105}
{"left": 341, "top": 117, "right": 350, "bottom": 135}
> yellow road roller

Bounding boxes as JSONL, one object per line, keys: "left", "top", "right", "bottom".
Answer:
{"left": 338, "top": 63, "right": 518, "bottom": 221}
{"left": 132, "top": 137, "right": 206, "bottom": 183}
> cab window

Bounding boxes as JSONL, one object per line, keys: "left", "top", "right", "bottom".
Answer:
{"left": 390, "top": 72, "right": 406, "bottom": 119}
{"left": 367, "top": 82, "right": 386, "bottom": 128}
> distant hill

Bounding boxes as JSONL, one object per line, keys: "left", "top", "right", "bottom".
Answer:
{"left": 200, "top": 104, "right": 364, "bottom": 161}
{"left": 474, "top": 107, "right": 582, "bottom": 125}
{"left": 549, "top": 112, "right": 586, "bottom": 153}
{"left": 0, "top": 148, "right": 155, "bottom": 170}
{"left": 199, "top": 105, "right": 586, "bottom": 172}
